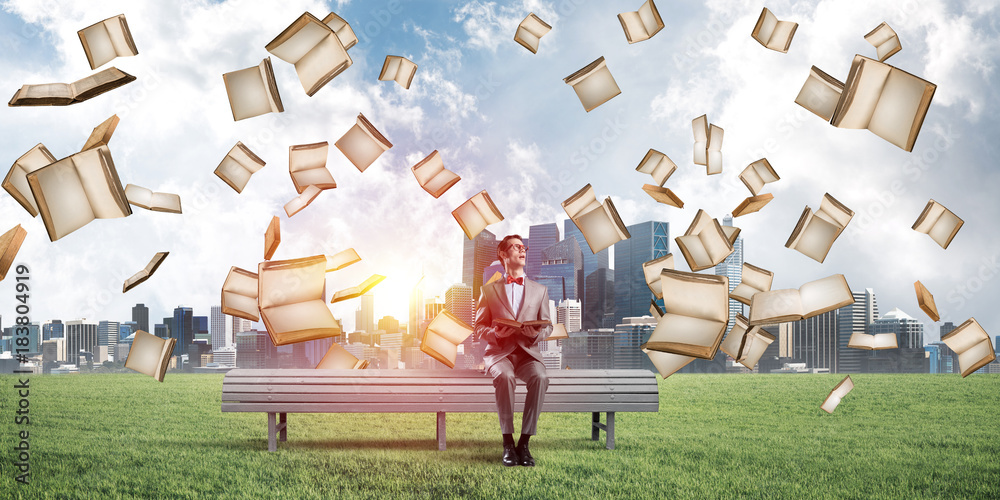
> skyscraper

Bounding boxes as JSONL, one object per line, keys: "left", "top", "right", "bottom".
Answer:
{"left": 446, "top": 283, "right": 474, "bottom": 326}
{"left": 563, "top": 219, "right": 609, "bottom": 278}
{"left": 870, "top": 308, "right": 926, "bottom": 373}
{"left": 408, "top": 278, "right": 424, "bottom": 341}
{"left": 132, "top": 303, "right": 149, "bottom": 333}
{"left": 462, "top": 229, "right": 498, "bottom": 307}
{"left": 837, "top": 288, "right": 879, "bottom": 373}
{"left": 65, "top": 320, "right": 98, "bottom": 362}
{"left": 613, "top": 221, "right": 670, "bottom": 324}
{"left": 613, "top": 316, "right": 657, "bottom": 370}
{"left": 355, "top": 293, "right": 375, "bottom": 333}
{"left": 42, "top": 320, "right": 63, "bottom": 340}
{"left": 97, "top": 320, "right": 120, "bottom": 354}
{"left": 714, "top": 215, "right": 744, "bottom": 332}
{"left": 556, "top": 299, "right": 582, "bottom": 333}
{"left": 526, "top": 223, "right": 559, "bottom": 279}
{"left": 172, "top": 307, "right": 193, "bottom": 356}
{"left": 538, "top": 238, "right": 583, "bottom": 302}
{"left": 210, "top": 305, "right": 228, "bottom": 351}
{"left": 791, "top": 310, "right": 839, "bottom": 371}
{"left": 583, "top": 268, "right": 614, "bottom": 330}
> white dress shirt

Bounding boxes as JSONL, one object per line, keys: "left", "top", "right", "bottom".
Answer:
{"left": 503, "top": 273, "right": 525, "bottom": 317}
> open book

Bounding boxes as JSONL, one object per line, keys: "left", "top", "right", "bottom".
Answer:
{"left": 794, "top": 66, "right": 844, "bottom": 122}
{"left": 81, "top": 115, "right": 119, "bottom": 152}
{"left": 719, "top": 314, "right": 775, "bottom": 369}
{"left": 316, "top": 343, "right": 369, "bottom": 369}
{"left": 421, "top": 310, "right": 474, "bottom": 368}
{"left": 643, "top": 348, "right": 695, "bottom": 378}
{"left": 453, "top": 190, "right": 504, "bottom": 239}
{"left": 821, "top": 376, "right": 854, "bottom": 414}
{"left": 78, "top": 14, "right": 137, "bottom": 70}
{"left": 265, "top": 216, "right": 280, "bottom": 260}
{"left": 335, "top": 113, "right": 392, "bottom": 172}
{"left": 618, "top": 0, "right": 664, "bottom": 44}
{"left": 847, "top": 332, "right": 897, "bottom": 350}
{"left": 331, "top": 274, "right": 385, "bottom": 303}
{"left": 692, "top": 115, "right": 723, "bottom": 174}
{"left": 514, "top": 13, "right": 551, "bottom": 54}
{"left": 222, "top": 266, "right": 259, "bottom": 321}
{"left": 865, "top": 22, "right": 901, "bottom": 62}
{"left": 411, "top": 150, "right": 460, "bottom": 198}
{"left": 26, "top": 145, "right": 131, "bottom": 242}
{"left": 733, "top": 194, "right": 774, "bottom": 218}
{"left": 493, "top": 319, "right": 551, "bottom": 338}
{"left": 289, "top": 142, "right": 336, "bottom": 193}
{"left": 326, "top": 248, "right": 361, "bottom": 271}
{"left": 215, "top": 142, "right": 266, "bottom": 193}
{"left": 636, "top": 148, "right": 683, "bottom": 207}
{"left": 740, "top": 158, "right": 779, "bottom": 196}
{"left": 562, "top": 184, "right": 631, "bottom": 253}
{"left": 283, "top": 184, "right": 322, "bottom": 217}
{"left": 563, "top": 56, "right": 621, "bottom": 112}
{"left": 675, "top": 209, "right": 733, "bottom": 272}
{"left": 123, "top": 252, "right": 169, "bottom": 293}
{"left": 640, "top": 269, "right": 729, "bottom": 359}
{"left": 258, "top": 255, "right": 341, "bottom": 346}
{"left": 751, "top": 7, "right": 797, "bottom": 53}
{"left": 125, "top": 184, "right": 181, "bottom": 214}
{"left": 643, "top": 254, "right": 675, "bottom": 299}
{"left": 9, "top": 67, "right": 136, "bottom": 106}
{"left": 265, "top": 12, "right": 352, "bottom": 96}
{"left": 546, "top": 301, "right": 568, "bottom": 339}
{"left": 942, "top": 318, "right": 995, "bottom": 377}
{"left": 124, "top": 330, "right": 175, "bottom": 382}
{"left": 730, "top": 262, "right": 773, "bottom": 305}
{"left": 914, "top": 280, "right": 940, "bottom": 322}
{"left": 378, "top": 55, "right": 418, "bottom": 89}
{"left": 912, "top": 199, "right": 962, "bottom": 249}
{"left": 4, "top": 143, "right": 57, "bottom": 217}
{"left": 0, "top": 225, "right": 27, "bottom": 281}
{"left": 749, "top": 274, "right": 854, "bottom": 326}
{"left": 785, "top": 193, "right": 854, "bottom": 263}
{"left": 321, "top": 12, "right": 358, "bottom": 51}
{"left": 223, "top": 58, "right": 284, "bottom": 121}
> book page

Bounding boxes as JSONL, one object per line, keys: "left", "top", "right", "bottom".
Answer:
{"left": 21, "top": 83, "right": 73, "bottom": 99}
{"left": 215, "top": 157, "right": 253, "bottom": 192}
{"left": 618, "top": 12, "right": 647, "bottom": 42}
{"left": 742, "top": 263, "right": 773, "bottom": 291}
{"left": 942, "top": 319, "right": 988, "bottom": 353}
{"left": 702, "top": 226, "right": 733, "bottom": 264}
{"left": 124, "top": 184, "right": 153, "bottom": 208}
{"left": 749, "top": 289, "right": 803, "bottom": 324}
{"left": 222, "top": 291, "right": 259, "bottom": 321}
{"left": 322, "top": 13, "right": 357, "bottom": 50}
{"left": 316, "top": 343, "right": 363, "bottom": 369}
{"left": 261, "top": 300, "right": 337, "bottom": 337}
{"left": 754, "top": 8, "right": 777, "bottom": 44}
{"left": 5, "top": 144, "right": 56, "bottom": 216}
{"left": 294, "top": 33, "right": 350, "bottom": 94}
{"left": 421, "top": 331, "right": 458, "bottom": 367}
{"left": 573, "top": 203, "right": 619, "bottom": 254}
{"left": 452, "top": 199, "right": 488, "bottom": 239}
{"left": 562, "top": 184, "right": 600, "bottom": 218}
{"left": 957, "top": 339, "right": 993, "bottom": 374}
{"left": 795, "top": 67, "right": 844, "bottom": 121}
{"left": 284, "top": 184, "right": 321, "bottom": 217}
{"left": 565, "top": 58, "right": 621, "bottom": 112}
{"left": 336, "top": 123, "right": 386, "bottom": 172}
{"left": 421, "top": 169, "right": 460, "bottom": 198}
{"left": 661, "top": 271, "right": 728, "bottom": 323}
{"left": 224, "top": 66, "right": 271, "bottom": 121}
{"left": 394, "top": 58, "right": 417, "bottom": 88}
{"left": 124, "top": 330, "right": 169, "bottom": 379}
{"left": 638, "top": 1, "right": 662, "bottom": 36}
{"left": 427, "top": 310, "right": 473, "bottom": 345}
{"left": 817, "top": 193, "right": 853, "bottom": 227}
{"left": 521, "top": 13, "right": 551, "bottom": 36}
{"left": 647, "top": 313, "right": 726, "bottom": 349}
{"left": 291, "top": 169, "right": 336, "bottom": 192}
{"left": 676, "top": 235, "right": 711, "bottom": 269}
{"left": 514, "top": 27, "right": 540, "bottom": 52}
{"left": 104, "top": 17, "right": 134, "bottom": 57}
{"left": 150, "top": 192, "right": 181, "bottom": 213}
{"left": 71, "top": 67, "right": 128, "bottom": 98}
{"left": 791, "top": 213, "right": 840, "bottom": 262}
{"left": 29, "top": 157, "right": 95, "bottom": 241}
{"left": 729, "top": 283, "right": 758, "bottom": 304}
{"left": 643, "top": 348, "right": 694, "bottom": 378}
{"left": 258, "top": 256, "right": 326, "bottom": 308}
{"left": 868, "top": 67, "right": 935, "bottom": 151}
{"left": 848, "top": 332, "right": 874, "bottom": 349}
{"left": 232, "top": 142, "right": 265, "bottom": 172}
{"left": 76, "top": 148, "right": 128, "bottom": 219}
{"left": 692, "top": 115, "right": 708, "bottom": 164}
{"left": 81, "top": 21, "right": 116, "bottom": 69}
{"left": 266, "top": 15, "right": 331, "bottom": 64}
{"left": 873, "top": 333, "right": 898, "bottom": 349}
{"left": 834, "top": 57, "right": 892, "bottom": 129}
{"left": 928, "top": 209, "right": 962, "bottom": 248}
{"left": 325, "top": 248, "right": 361, "bottom": 271}
{"left": 767, "top": 21, "right": 796, "bottom": 51}
{"left": 799, "top": 274, "right": 852, "bottom": 317}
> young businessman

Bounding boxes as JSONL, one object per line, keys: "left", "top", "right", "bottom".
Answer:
{"left": 474, "top": 234, "right": 553, "bottom": 466}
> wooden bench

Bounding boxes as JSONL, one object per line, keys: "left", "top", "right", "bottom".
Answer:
{"left": 221, "top": 368, "right": 659, "bottom": 452}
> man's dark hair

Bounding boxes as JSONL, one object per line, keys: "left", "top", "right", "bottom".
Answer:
{"left": 497, "top": 234, "right": 524, "bottom": 262}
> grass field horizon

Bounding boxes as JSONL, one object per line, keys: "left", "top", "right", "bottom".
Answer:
{"left": 1, "top": 373, "right": 998, "bottom": 499}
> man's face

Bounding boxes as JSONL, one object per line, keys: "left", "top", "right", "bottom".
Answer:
{"left": 505, "top": 239, "right": 527, "bottom": 267}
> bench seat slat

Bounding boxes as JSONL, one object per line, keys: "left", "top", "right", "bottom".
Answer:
{"left": 222, "top": 402, "right": 659, "bottom": 413}
{"left": 222, "top": 383, "right": 659, "bottom": 395}
{"left": 222, "top": 377, "right": 653, "bottom": 386}
{"left": 222, "top": 393, "right": 657, "bottom": 404}
{"left": 225, "top": 369, "right": 651, "bottom": 378}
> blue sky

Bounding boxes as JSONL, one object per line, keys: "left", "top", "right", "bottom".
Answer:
{"left": 1, "top": 0, "right": 999, "bottom": 341}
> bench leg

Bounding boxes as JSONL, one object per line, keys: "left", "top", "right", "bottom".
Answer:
{"left": 267, "top": 412, "right": 277, "bottom": 452}
{"left": 436, "top": 412, "right": 446, "bottom": 451}
{"left": 591, "top": 412, "right": 600, "bottom": 441}
{"left": 606, "top": 412, "right": 615, "bottom": 450}
{"left": 279, "top": 413, "right": 287, "bottom": 442}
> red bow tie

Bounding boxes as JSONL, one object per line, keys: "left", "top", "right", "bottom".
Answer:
{"left": 506, "top": 276, "right": 524, "bottom": 285}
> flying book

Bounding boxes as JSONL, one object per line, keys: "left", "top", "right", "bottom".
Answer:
{"left": 912, "top": 199, "right": 963, "bottom": 249}
{"left": 124, "top": 330, "right": 175, "bottom": 382}
{"left": 378, "top": 55, "right": 418, "bottom": 89}
{"left": 821, "top": 376, "right": 853, "bottom": 414}
{"left": 0, "top": 225, "right": 27, "bottom": 281}
{"left": 692, "top": 115, "right": 723, "bottom": 174}
{"left": 847, "top": 332, "right": 897, "bottom": 350}
{"left": 719, "top": 314, "right": 775, "bottom": 369}
{"left": 514, "top": 13, "right": 551, "bottom": 54}
{"left": 563, "top": 56, "right": 621, "bottom": 112}
{"left": 642, "top": 185, "right": 684, "bottom": 208}
{"left": 265, "top": 216, "right": 280, "bottom": 260}
{"left": 722, "top": 225, "right": 741, "bottom": 246}
{"left": 331, "top": 274, "right": 385, "bottom": 303}
{"left": 78, "top": 14, "right": 137, "bottom": 70}
{"left": 941, "top": 318, "right": 995, "bottom": 378}
{"left": 411, "top": 150, "right": 460, "bottom": 198}
{"left": 9, "top": 67, "right": 136, "bottom": 106}
{"left": 547, "top": 300, "right": 568, "bottom": 339}
{"left": 562, "top": 184, "right": 630, "bottom": 253}
{"left": 421, "top": 310, "right": 474, "bottom": 368}
{"left": 650, "top": 299, "right": 664, "bottom": 319}
{"left": 215, "top": 142, "right": 266, "bottom": 193}
{"left": 785, "top": 193, "right": 854, "bottom": 263}
{"left": 642, "top": 253, "right": 675, "bottom": 299}
{"left": 123, "top": 251, "right": 168, "bottom": 292}
{"left": 640, "top": 269, "right": 729, "bottom": 359}
{"left": 492, "top": 318, "right": 551, "bottom": 338}
{"left": 4, "top": 143, "right": 57, "bottom": 217}
{"left": 258, "top": 255, "right": 341, "bottom": 346}
{"left": 321, "top": 12, "right": 358, "bottom": 51}
{"left": 914, "top": 280, "right": 940, "bottom": 322}
{"left": 635, "top": 148, "right": 677, "bottom": 186}
{"left": 26, "top": 145, "right": 131, "bottom": 242}
{"left": 265, "top": 12, "right": 352, "bottom": 96}
{"left": 222, "top": 266, "right": 259, "bottom": 322}
{"left": 749, "top": 274, "right": 854, "bottom": 326}
{"left": 751, "top": 7, "right": 797, "bottom": 53}
{"left": 124, "top": 184, "right": 181, "bottom": 214}
{"left": 335, "top": 113, "right": 392, "bottom": 172}
{"left": 283, "top": 184, "right": 322, "bottom": 217}
{"left": 865, "top": 22, "right": 901, "bottom": 62}
{"left": 740, "top": 158, "right": 779, "bottom": 196}
{"left": 289, "top": 142, "right": 336, "bottom": 193}
{"left": 729, "top": 262, "right": 773, "bottom": 306}
{"left": 675, "top": 209, "right": 733, "bottom": 272}
{"left": 222, "top": 57, "right": 283, "bottom": 121}
{"left": 643, "top": 348, "right": 695, "bottom": 378}
{"left": 794, "top": 66, "right": 844, "bottom": 121}
{"left": 453, "top": 190, "right": 504, "bottom": 239}
{"left": 316, "top": 343, "right": 369, "bottom": 369}
{"left": 326, "top": 248, "right": 361, "bottom": 271}
{"left": 733, "top": 194, "right": 774, "bottom": 218}
{"left": 618, "top": 0, "right": 664, "bottom": 44}
{"left": 81, "top": 114, "right": 120, "bottom": 152}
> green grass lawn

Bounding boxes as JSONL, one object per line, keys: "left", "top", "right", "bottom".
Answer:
{"left": 1, "top": 373, "right": 998, "bottom": 499}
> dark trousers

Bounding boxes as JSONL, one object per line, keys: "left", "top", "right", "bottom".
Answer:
{"left": 487, "top": 346, "right": 549, "bottom": 435}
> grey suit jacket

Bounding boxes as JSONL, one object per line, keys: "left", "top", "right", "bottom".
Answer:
{"left": 474, "top": 278, "right": 553, "bottom": 372}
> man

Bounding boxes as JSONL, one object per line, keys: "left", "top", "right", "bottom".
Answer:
{"left": 474, "top": 234, "right": 553, "bottom": 467}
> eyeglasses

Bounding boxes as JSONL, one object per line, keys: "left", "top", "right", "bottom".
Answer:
{"left": 510, "top": 244, "right": 528, "bottom": 252}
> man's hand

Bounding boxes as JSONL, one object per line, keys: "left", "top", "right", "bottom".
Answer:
{"left": 521, "top": 326, "right": 541, "bottom": 341}
{"left": 494, "top": 325, "right": 519, "bottom": 338}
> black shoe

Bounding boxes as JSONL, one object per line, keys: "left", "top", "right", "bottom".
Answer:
{"left": 516, "top": 443, "right": 535, "bottom": 467}
{"left": 502, "top": 443, "right": 520, "bottom": 467}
